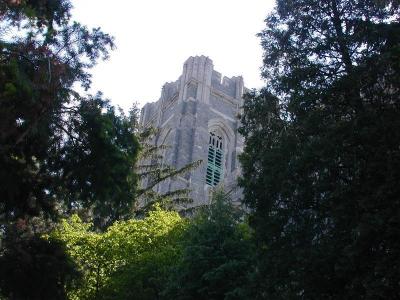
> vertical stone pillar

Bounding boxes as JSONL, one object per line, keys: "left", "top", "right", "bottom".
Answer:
{"left": 179, "top": 56, "right": 213, "bottom": 103}
{"left": 234, "top": 76, "right": 244, "bottom": 100}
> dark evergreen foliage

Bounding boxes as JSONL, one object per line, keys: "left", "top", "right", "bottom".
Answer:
{"left": 0, "top": 231, "right": 80, "bottom": 300}
{"left": 163, "top": 190, "right": 255, "bottom": 300}
{"left": 0, "top": 1, "right": 139, "bottom": 298}
{"left": 239, "top": 0, "right": 400, "bottom": 299}
{"left": 53, "top": 96, "right": 140, "bottom": 228}
{"left": 0, "top": 0, "right": 139, "bottom": 227}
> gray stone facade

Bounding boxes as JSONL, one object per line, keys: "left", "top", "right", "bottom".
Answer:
{"left": 139, "top": 56, "right": 245, "bottom": 206}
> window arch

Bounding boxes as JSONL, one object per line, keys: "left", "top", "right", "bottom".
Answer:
{"left": 206, "top": 131, "right": 224, "bottom": 186}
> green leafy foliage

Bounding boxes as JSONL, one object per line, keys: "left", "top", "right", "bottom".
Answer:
{"left": 50, "top": 207, "right": 187, "bottom": 300}
{"left": 239, "top": 0, "right": 400, "bottom": 298}
{"left": 49, "top": 191, "right": 256, "bottom": 300}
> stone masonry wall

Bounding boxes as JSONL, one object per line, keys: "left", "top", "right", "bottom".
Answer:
{"left": 140, "top": 56, "right": 245, "bottom": 207}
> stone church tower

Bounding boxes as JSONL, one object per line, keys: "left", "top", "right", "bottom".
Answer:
{"left": 140, "top": 56, "right": 246, "bottom": 207}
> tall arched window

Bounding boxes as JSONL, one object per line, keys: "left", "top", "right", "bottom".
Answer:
{"left": 206, "top": 132, "right": 224, "bottom": 186}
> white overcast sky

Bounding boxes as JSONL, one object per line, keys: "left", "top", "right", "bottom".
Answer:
{"left": 71, "top": 1, "right": 275, "bottom": 111}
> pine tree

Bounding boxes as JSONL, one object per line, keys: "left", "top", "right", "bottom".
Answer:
{"left": 0, "top": 0, "right": 140, "bottom": 228}
{"left": 135, "top": 125, "right": 202, "bottom": 213}
{"left": 0, "top": 1, "right": 139, "bottom": 297}
{"left": 163, "top": 190, "right": 255, "bottom": 300}
{"left": 239, "top": 1, "right": 400, "bottom": 298}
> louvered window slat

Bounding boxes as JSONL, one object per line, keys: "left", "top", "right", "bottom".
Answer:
{"left": 206, "top": 132, "right": 224, "bottom": 186}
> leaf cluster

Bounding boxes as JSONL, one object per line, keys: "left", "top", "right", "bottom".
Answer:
{"left": 50, "top": 208, "right": 187, "bottom": 300}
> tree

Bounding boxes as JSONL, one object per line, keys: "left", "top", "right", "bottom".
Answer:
{"left": 0, "top": 1, "right": 140, "bottom": 298}
{"left": 135, "top": 126, "right": 202, "bottom": 212}
{"left": 55, "top": 96, "right": 140, "bottom": 228}
{"left": 0, "top": 0, "right": 140, "bottom": 227}
{"left": 239, "top": 0, "right": 400, "bottom": 298}
{"left": 0, "top": 229, "right": 80, "bottom": 300}
{"left": 50, "top": 207, "right": 187, "bottom": 300}
{"left": 163, "top": 190, "right": 255, "bottom": 300}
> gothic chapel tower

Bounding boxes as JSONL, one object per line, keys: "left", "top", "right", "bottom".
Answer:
{"left": 140, "top": 56, "right": 245, "bottom": 206}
